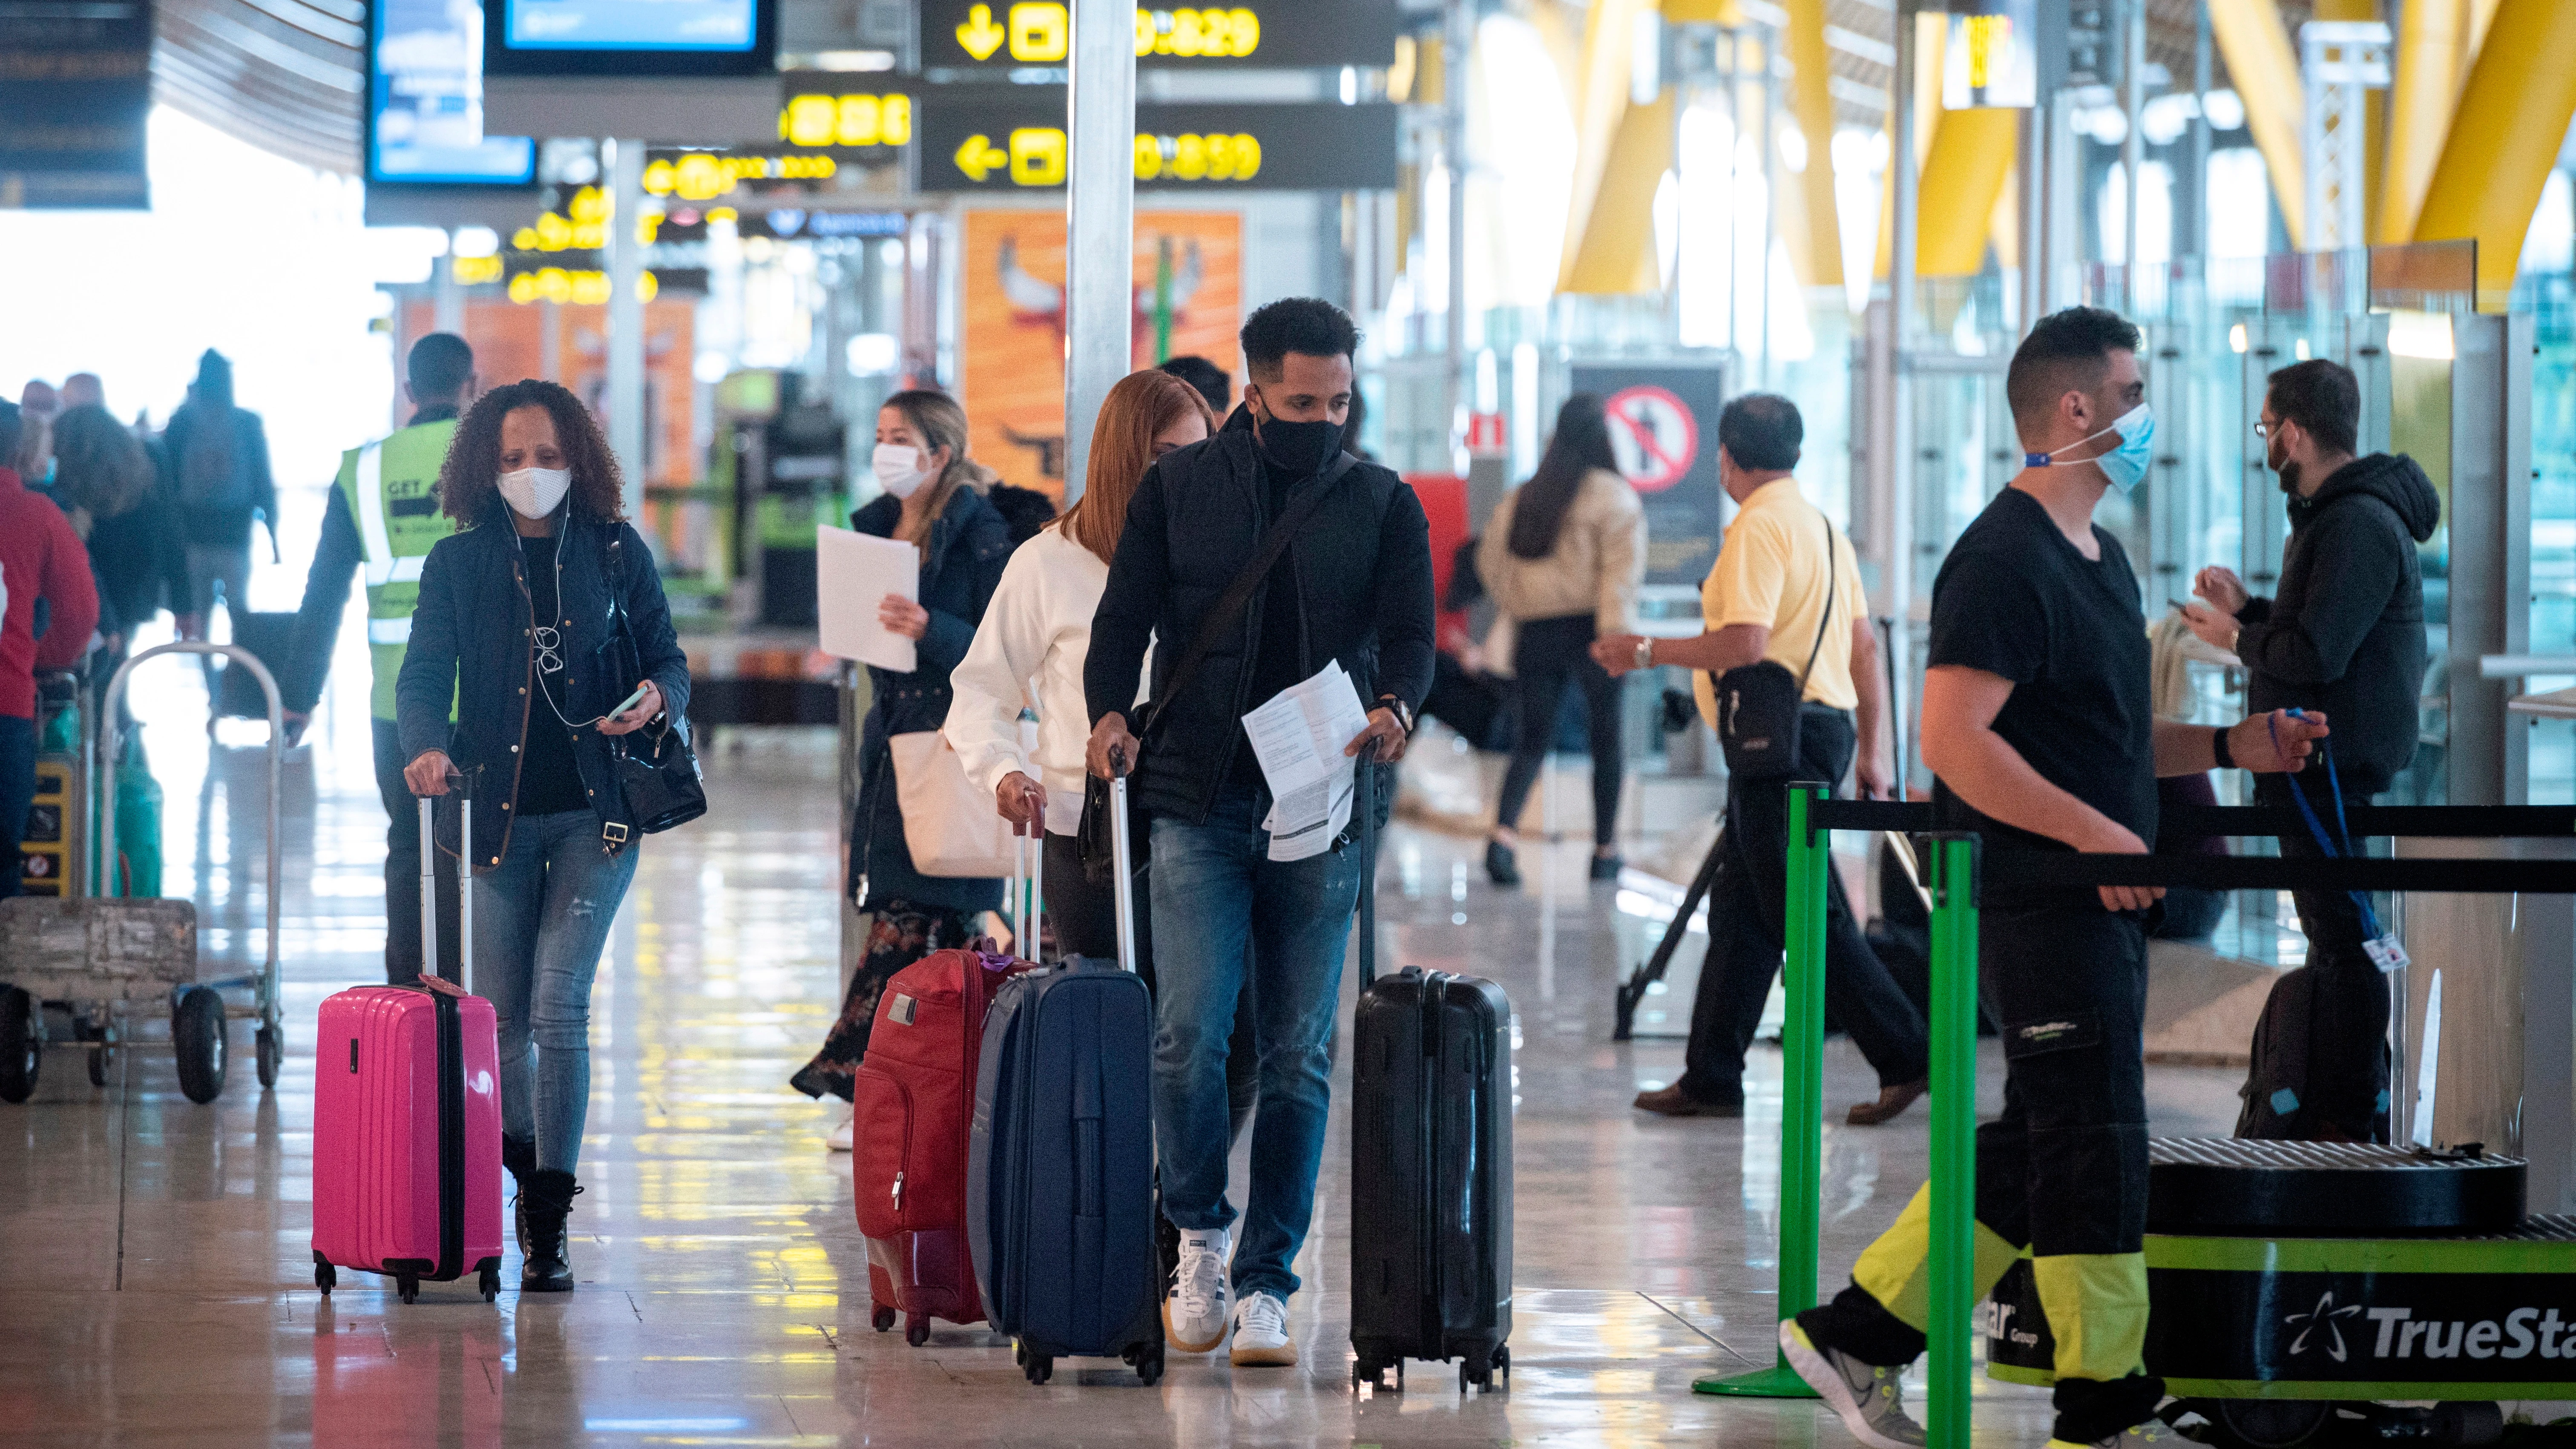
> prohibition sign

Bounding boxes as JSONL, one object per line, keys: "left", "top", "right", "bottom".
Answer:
{"left": 1604, "top": 385, "right": 1699, "bottom": 493}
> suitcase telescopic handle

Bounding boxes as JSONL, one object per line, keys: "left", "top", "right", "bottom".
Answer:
{"left": 1109, "top": 746, "right": 1138, "bottom": 974}
{"left": 1357, "top": 759, "right": 1377, "bottom": 989}
{"left": 418, "top": 780, "right": 473, "bottom": 994}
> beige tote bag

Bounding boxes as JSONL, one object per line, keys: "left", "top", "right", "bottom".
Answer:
{"left": 888, "top": 730, "right": 1015, "bottom": 877}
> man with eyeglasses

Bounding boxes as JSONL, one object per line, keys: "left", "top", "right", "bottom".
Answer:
{"left": 2178, "top": 357, "right": 2438, "bottom": 1144}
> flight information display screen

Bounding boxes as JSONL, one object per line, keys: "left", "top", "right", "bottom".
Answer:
{"left": 370, "top": 0, "right": 536, "bottom": 185}
{"left": 503, "top": 0, "right": 759, "bottom": 51}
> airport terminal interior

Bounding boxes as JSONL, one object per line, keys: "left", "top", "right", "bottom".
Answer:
{"left": 8, "top": 0, "right": 2576, "bottom": 1446}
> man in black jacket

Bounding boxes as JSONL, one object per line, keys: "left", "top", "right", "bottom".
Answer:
{"left": 2182, "top": 357, "right": 2439, "bottom": 1142}
{"left": 1085, "top": 298, "right": 1434, "bottom": 1370}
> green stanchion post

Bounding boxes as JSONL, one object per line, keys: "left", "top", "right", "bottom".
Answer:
{"left": 1926, "top": 836, "right": 1981, "bottom": 1447}
{"left": 1696, "top": 782, "right": 1826, "bottom": 1400}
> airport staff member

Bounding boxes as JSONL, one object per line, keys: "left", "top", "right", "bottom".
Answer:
{"left": 1596, "top": 394, "right": 1927, "bottom": 1127}
{"left": 1780, "top": 308, "right": 2329, "bottom": 1449}
{"left": 2179, "top": 358, "right": 2438, "bottom": 1144}
{"left": 282, "top": 333, "right": 477, "bottom": 985}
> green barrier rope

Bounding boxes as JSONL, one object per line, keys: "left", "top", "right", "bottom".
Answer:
{"left": 1927, "top": 835, "right": 1981, "bottom": 1448}
{"left": 1694, "top": 782, "right": 1825, "bottom": 1401}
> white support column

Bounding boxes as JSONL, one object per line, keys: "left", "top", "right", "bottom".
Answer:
{"left": 606, "top": 137, "right": 649, "bottom": 517}
{"left": 434, "top": 229, "right": 466, "bottom": 335}
{"left": 1887, "top": 1, "right": 1919, "bottom": 690}
{"left": 1443, "top": 0, "right": 1472, "bottom": 469}
{"left": 1061, "top": 0, "right": 1138, "bottom": 506}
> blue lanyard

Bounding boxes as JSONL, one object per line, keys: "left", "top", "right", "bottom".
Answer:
{"left": 2264, "top": 710, "right": 2385, "bottom": 939}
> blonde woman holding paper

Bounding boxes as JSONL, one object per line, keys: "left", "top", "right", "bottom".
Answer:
{"left": 791, "top": 390, "right": 1013, "bottom": 1128}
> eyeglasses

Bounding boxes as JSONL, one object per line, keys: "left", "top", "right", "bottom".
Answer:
{"left": 2254, "top": 420, "right": 2282, "bottom": 439}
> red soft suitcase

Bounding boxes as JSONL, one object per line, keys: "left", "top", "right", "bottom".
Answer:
{"left": 854, "top": 837, "right": 1041, "bottom": 1344}
{"left": 311, "top": 797, "right": 505, "bottom": 1303}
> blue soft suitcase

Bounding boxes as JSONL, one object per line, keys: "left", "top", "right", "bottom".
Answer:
{"left": 967, "top": 776, "right": 1164, "bottom": 1386}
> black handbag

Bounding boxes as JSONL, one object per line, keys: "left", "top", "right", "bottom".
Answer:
{"left": 605, "top": 531, "right": 707, "bottom": 836}
{"left": 1711, "top": 517, "right": 1838, "bottom": 779}
{"left": 1079, "top": 452, "right": 1362, "bottom": 883}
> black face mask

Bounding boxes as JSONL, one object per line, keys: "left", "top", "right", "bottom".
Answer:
{"left": 1253, "top": 412, "right": 1344, "bottom": 478}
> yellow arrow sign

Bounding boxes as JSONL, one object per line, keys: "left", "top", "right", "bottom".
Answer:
{"left": 953, "top": 134, "right": 1008, "bottom": 182}
{"left": 955, "top": 3, "right": 1006, "bottom": 60}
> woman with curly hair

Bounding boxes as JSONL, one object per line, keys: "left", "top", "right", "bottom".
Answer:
{"left": 396, "top": 379, "right": 692, "bottom": 1293}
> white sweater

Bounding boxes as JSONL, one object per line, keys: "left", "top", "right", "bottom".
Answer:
{"left": 946, "top": 525, "right": 1147, "bottom": 837}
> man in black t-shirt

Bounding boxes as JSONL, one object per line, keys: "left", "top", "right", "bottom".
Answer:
{"left": 1781, "top": 308, "right": 2331, "bottom": 1449}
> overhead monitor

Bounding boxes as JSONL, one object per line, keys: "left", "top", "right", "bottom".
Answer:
{"left": 370, "top": 0, "right": 538, "bottom": 186}
{"left": 484, "top": 0, "right": 778, "bottom": 76}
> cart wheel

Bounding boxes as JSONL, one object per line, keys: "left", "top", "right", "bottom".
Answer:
{"left": 2210, "top": 1400, "right": 2333, "bottom": 1449}
{"left": 2430, "top": 1404, "right": 2505, "bottom": 1447}
{"left": 1135, "top": 1342, "right": 1164, "bottom": 1385}
{"left": 397, "top": 1272, "right": 419, "bottom": 1305}
{"left": 0, "top": 987, "right": 39, "bottom": 1103}
{"left": 873, "top": 1305, "right": 897, "bottom": 1332}
{"left": 255, "top": 1025, "right": 280, "bottom": 1089}
{"left": 480, "top": 1262, "right": 501, "bottom": 1302}
{"left": 172, "top": 988, "right": 227, "bottom": 1104}
{"left": 86, "top": 1024, "right": 115, "bottom": 1087}
{"left": 906, "top": 1317, "right": 931, "bottom": 1347}
{"left": 313, "top": 1253, "right": 336, "bottom": 1295}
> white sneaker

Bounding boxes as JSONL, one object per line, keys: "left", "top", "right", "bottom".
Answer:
{"left": 1164, "top": 1228, "right": 1231, "bottom": 1353}
{"left": 1780, "top": 1319, "right": 1927, "bottom": 1449}
{"left": 825, "top": 1110, "right": 854, "bottom": 1153}
{"left": 1229, "top": 1291, "right": 1297, "bottom": 1367}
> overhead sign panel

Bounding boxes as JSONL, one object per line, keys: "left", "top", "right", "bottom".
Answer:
{"left": 921, "top": 0, "right": 1397, "bottom": 71}
{"left": 1941, "top": 0, "right": 2037, "bottom": 109}
{"left": 0, "top": 0, "right": 152, "bottom": 209}
{"left": 504, "top": 0, "right": 759, "bottom": 51}
{"left": 371, "top": 0, "right": 537, "bottom": 186}
{"left": 917, "top": 92, "right": 1397, "bottom": 193}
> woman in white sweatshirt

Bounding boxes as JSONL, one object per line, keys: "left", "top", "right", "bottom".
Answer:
{"left": 1475, "top": 393, "right": 1646, "bottom": 886}
{"left": 946, "top": 367, "right": 1210, "bottom": 960}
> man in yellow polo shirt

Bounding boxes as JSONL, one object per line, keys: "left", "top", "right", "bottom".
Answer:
{"left": 1595, "top": 393, "right": 1928, "bottom": 1125}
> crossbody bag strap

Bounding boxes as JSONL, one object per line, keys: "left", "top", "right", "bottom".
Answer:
{"left": 1138, "top": 450, "right": 1362, "bottom": 739}
{"left": 1792, "top": 515, "right": 1838, "bottom": 696}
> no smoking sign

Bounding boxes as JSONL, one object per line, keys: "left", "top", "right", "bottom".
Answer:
{"left": 1604, "top": 385, "right": 1699, "bottom": 493}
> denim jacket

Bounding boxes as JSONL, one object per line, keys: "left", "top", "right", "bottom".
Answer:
{"left": 396, "top": 504, "right": 692, "bottom": 871}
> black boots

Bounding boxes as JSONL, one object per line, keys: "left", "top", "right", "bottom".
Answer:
{"left": 502, "top": 1136, "right": 537, "bottom": 1257}
{"left": 1485, "top": 840, "right": 1521, "bottom": 886}
{"left": 522, "top": 1168, "right": 581, "bottom": 1293}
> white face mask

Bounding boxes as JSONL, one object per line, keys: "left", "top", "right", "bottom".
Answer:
{"left": 873, "top": 443, "right": 936, "bottom": 500}
{"left": 498, "top": 466, "right": 572, "bottom": 519}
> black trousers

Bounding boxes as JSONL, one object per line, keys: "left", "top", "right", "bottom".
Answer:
{"left": 1678, "top": 706, "right": 1928, "bottom": 1102}
{"left": 1803, "top": 904, "right": 2159, "bottom": 1444}
{"left": 2242, "top": 771, "right": 2391, "bottom": 1142}
{"left": 1493, "top": 615, "right": 1624, "bottom": 847}
{"left": 374, "top": 719, "right": 463, "bottom": 986}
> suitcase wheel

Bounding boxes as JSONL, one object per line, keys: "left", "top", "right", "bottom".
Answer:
{"left": 873, "top": 1305, "right": 897, "bottom": 1333}
{"left": 397, "top": 1272, "right": 419, "bottom": 1305}
{"left": 906, "top": 1316, "right": 931, "bottom": 1348}
{"left": 479, "top": 1262, "right": 501, "bottom": 1303}
{"left": 313, "top": 1253, "right": 336, "bottom": 1296}
{"left": 1127, "top": 1342, "right": 1164, "bottom": 1386}
{"left": 1495, "top": 1345, "right": 1511, "bottom": 1381}
{"left": 1022, "top": 1348, "right": 1053, "bottom": 1386}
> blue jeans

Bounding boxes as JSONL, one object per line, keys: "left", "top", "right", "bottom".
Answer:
{"left": 1149, "top": 787, "right": 1363, "bottom": 1301}
{"left": 474, "top": 810, "right": 640, "bottom": 1175}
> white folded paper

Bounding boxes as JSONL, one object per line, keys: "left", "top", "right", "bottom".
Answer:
{"left": 1242, "top": 661, "right": 1374, "bottom": 862}
{"left": 817, "top": 526, "right": 920, "bottom": 673}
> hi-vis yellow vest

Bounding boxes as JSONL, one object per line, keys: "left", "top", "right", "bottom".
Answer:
{"left": 334, "top": 419, "right": 459, "bottom": 719}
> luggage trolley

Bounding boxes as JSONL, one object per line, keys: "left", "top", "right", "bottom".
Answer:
{"left": 0, "top": 644, "right": 285, "bottom": 1104}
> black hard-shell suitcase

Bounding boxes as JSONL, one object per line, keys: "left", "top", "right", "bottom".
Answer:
{"left": 967, "top": 778, "right": 1164, "bottom": 1386}
{"left": 1349, "top": 762, "right": 1515, "bottom": 1392}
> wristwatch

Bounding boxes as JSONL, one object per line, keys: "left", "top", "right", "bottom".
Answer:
{"left": 1377, "top": 695, "right": 1416, "bottom": 734}
{"left": 1633, "top": 637, "right": 1656, "bottom": 671}
{"left": 2212, "top": 724, "right": 2236, "bottom": 770}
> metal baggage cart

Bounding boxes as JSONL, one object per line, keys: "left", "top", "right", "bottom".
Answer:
{"left": 0, "top": 643, "right": 284, "bottom": 1104}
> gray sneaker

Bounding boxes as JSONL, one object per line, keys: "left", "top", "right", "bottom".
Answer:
{"left": 1780, "top": 1319, "right": 1928, "bottom": 1449}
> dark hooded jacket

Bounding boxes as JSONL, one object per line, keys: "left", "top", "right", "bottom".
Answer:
{"left": 2235, "top": 452, "right": 2441, "bottom": 791}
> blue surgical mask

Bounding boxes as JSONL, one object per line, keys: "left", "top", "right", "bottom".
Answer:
{"left": 2026, "top": 403, "right": 2155, "bottom": 493}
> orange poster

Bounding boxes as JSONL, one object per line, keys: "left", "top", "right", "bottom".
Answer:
{"left": 960, "top": 209, "right": 1244, "bottom": 500}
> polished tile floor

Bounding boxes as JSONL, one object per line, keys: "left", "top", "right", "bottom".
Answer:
{"left": 0, "top": 661, "right": 2254, "bottom": 1447}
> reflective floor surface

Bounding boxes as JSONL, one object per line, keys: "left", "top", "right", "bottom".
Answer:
{"left": 1, "top": 659, "right": 2254, "bottom": 1447}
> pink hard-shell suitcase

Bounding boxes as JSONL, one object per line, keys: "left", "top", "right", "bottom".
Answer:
{"left": 311, "top": 796, "right": 504, "bottom": 1302}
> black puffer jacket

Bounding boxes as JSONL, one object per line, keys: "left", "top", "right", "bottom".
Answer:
{"left": 1084, "top": 409, "right": 1436, "bottom": 824}
{"left": 2236, "top": 453, "right": 2441, "bottom": 791}
{"left": 396, "top": 504, "right": 692, "bottom": 869}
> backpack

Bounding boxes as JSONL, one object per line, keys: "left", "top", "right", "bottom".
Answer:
{"left": 2234, "top": 963, "right": 2391, "bottom": 1142}
{"left": 178, "top": 411, "right": 253, "bottom": 514}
